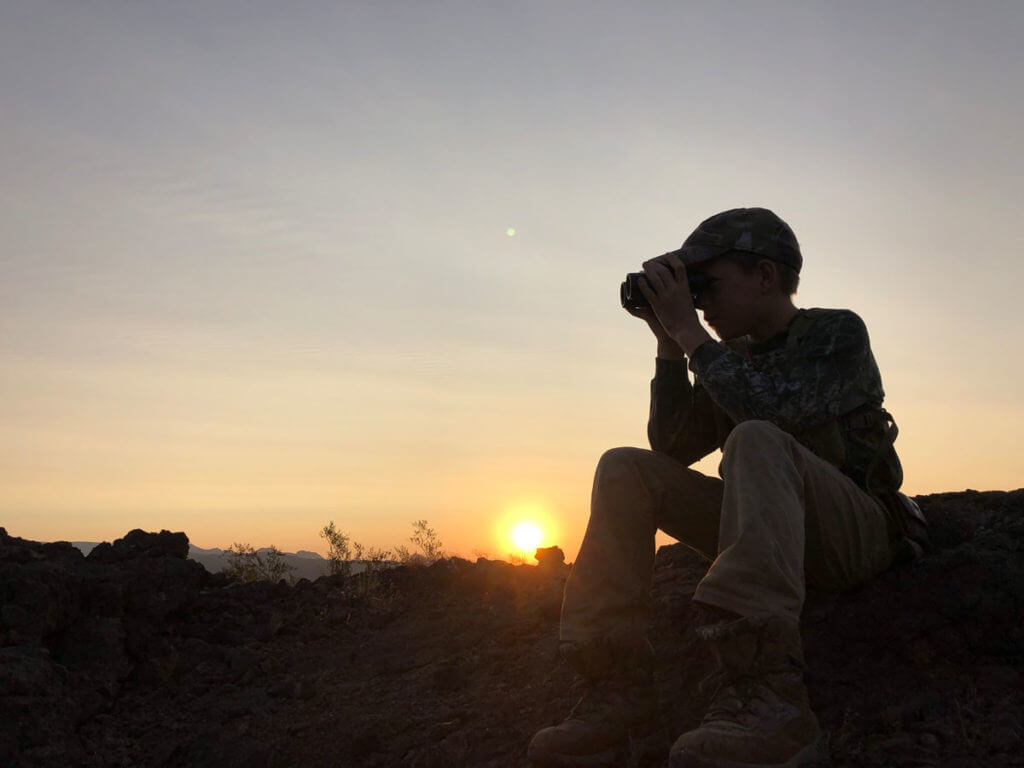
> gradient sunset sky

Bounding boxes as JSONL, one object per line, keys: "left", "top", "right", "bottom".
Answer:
{"left": 2, "top": 2, "right": 1022, "bottom": 561}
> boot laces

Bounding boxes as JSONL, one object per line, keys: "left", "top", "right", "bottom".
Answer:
{"left": 701, "top": 667, "right": 773, "bottom": 725}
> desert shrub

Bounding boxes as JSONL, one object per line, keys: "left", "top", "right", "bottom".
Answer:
{"left": 223, "top": 543, "right": 296, "bottom": 584}
{"left": 321, "top": 521, "right": 394, "bottom": 577}
{"left": 319, "top": 523, "right": 397, "bottom": 608}
{"left": 394, "top": 519, "right": 444, "bottom": 565}
{"left": 320, "top": 521, "right": 353, "bottom": 577}
{"left": 353, "top": 541, "right": 392, "bottom": 574}
{"left": 350, "top": 543, "right": 396, "bottom": 606}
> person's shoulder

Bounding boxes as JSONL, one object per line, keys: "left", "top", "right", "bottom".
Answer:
{"left": 801, "top": 307, "right": 861, "bottom": 322}
{"left": 800, "top": 307, "right": 868, "bottom": 332}
{"left": 795, "top": 308, "right": 871, "bottom": 351}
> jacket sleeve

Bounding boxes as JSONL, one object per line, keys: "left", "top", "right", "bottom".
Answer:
{"left": 647, "top": 357, "right": 721, "bottom": 466}
{"left": 686, "top": 310, "right": 880, "bottom": 433}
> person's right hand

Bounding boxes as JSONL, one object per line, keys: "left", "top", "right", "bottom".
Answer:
{"left": 626, "top": 276, "right": 687, "bottom": 359}
{"left": 625, "top": 298, "right": 661, "bottom": 328}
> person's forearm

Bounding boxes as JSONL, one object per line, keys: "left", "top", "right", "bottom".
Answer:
{"left": 657, "top": 335, "right": 687, "bottom": 360}
{"left": 648, "top": 358, "right": 719, "bottom": 465}
{"left": 672, "top": 326, "right": 716, "bottom": 357}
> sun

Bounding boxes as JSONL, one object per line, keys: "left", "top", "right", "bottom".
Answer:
{"left": 511, "top": 521, "right": 543, "bottom": 553}
{"left": 496, "top": 500, "right": 557, "bottom": 562}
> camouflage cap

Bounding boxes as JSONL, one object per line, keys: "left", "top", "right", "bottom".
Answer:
{"left": 671, "top": 207, "right": 802, "bottom": 273}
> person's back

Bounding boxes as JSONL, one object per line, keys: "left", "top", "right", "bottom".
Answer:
{"left": 528, "top": 208, "right": 923, "bottom": 768}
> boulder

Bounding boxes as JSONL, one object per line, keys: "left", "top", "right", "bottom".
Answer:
{"left": 87, "top": 529, "right": 189, "bottom": 563}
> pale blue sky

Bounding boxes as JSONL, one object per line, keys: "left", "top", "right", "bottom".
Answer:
{"left": 2, "top": 2, "right": 1022, "bottom": 557}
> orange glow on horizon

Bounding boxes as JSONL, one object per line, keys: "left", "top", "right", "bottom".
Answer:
{"left": 495, "top": 500, "right": 558, "bottom": 562}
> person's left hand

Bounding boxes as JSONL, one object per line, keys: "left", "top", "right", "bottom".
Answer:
{"left": 637, "top": 252, "right": 707, "bottom": 351}
{"left": 634, "top": 256, "right": 716, "bottom": 358}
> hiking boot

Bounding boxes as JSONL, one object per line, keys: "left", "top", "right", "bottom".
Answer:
{"left": 528, "top": 640, "right": 666, "bottom": 767}
{"left": 670, "top": 613, "right": 826, "bottom": 768}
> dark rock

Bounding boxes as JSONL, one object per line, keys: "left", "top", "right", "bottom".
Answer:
{"left": 52, "top": 615, "right": 126, "bottom": 668}
{"left": 995, "top": 712, "right": 1021, "bottom": 731}
{"left": 535, "top": 545, "right": 565, "bottom": 567}
{"left": 0, "top": 645, "right": 67, "bottom": 695}
{"left": 987, "top": 725, "right": 1021, "bottom": 752}
{"left": 431, "top": 659, "right": 469, "bottom": 692}
{"left": 349, "top": 728, "right": 382, "bottom": 762}
{"left": 0, "top": 529, "right": 84, "bottom": 565}
{"left": 87, "top": 529, "right": 189, "bottom": 563}
{"left": 917, "top": 732, "right": 939, "bottom": 749}
{"left": 226, "top": 646, "right": 262, "bottom": 677}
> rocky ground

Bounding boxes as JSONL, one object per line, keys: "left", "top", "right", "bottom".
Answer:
{"left": 2, "top": 489, "right": 1022, "bottom": 767}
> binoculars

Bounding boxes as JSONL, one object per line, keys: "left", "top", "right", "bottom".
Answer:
{"left": 620, "top": 268, "right": 715, "bottom": 312}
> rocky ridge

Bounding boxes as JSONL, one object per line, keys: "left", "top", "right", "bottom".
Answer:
{"left": 1, "top": 489, "right": 1022, "bottom": 767}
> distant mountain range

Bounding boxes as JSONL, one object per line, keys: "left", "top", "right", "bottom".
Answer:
{"left": 70, "top": 542, "right": 355, "bottom": 582}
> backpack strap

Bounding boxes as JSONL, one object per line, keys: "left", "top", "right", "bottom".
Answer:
{"left": 862, "top": 409, "right": 900, "bottom": 498}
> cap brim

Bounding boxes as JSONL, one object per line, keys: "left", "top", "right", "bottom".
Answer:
{"left": 667, "top": 245, "right": 728, "bottom": 267}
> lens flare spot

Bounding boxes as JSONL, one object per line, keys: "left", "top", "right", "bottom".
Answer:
{"left": 511, "top": 521, "right": 542, "bottom": 553}
{"left": 506, "top": 227, "right": 516, "bottom": 237}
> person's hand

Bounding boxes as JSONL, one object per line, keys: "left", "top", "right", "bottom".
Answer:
{"left": 624, "top": 298, "right": 660, "bottom": 328}
{"left": 637, "top": 252, "right": 713, "bottom": 355}
{"left": 626, "top": 294, "right": 686, "bottom": 360}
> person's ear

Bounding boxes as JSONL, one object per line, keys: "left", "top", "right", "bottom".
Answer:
{"left": 758, "top": 259, "right": 777, "bottom": 293}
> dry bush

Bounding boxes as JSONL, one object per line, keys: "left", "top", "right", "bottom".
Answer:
{"left": 223, "top": 543, "right": 296, "bottom": 584}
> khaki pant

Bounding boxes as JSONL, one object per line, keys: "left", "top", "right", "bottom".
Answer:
{"left": 560, "top": 420, "right": 897, "bottom": 647}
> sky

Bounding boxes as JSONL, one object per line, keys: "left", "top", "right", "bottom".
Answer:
{"left": 2, "top": 1, "right": 1022, "bottom": 561}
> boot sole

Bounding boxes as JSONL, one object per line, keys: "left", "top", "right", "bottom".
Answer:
{"left": 671, "top": 734, "right": 828, "bottom": 768}
{"left": 528, "top": 727, "right": 668, "bottom": 767}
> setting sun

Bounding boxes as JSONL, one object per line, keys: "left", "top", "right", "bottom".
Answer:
{"left": 511, "top": 521, "right": 543, "bottom": 553}
{"left": 495, "top": 500, "right": 558, "bottom": 561}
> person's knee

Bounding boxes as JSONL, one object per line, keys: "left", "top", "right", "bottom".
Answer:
{"left": 592, "top": 447, "right": 652, "bottom": 508}
{"left": 723, "top": 420, "right": 790, "bottom": 454}
{"left": 596, "top": 446, "right": 650, "bottom": 476}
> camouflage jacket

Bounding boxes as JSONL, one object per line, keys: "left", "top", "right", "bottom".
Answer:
{"left": 648, "top": 308, "right": 901, "bottom": 492}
